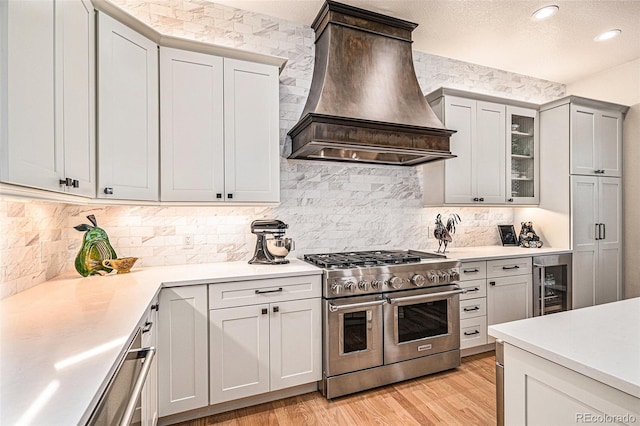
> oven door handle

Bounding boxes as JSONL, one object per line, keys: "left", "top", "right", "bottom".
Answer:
{"left": 328, "top": 299, "right": 386, "bottom": 312}
{"left": 386, "top": 287, "right": 464, "bottom": 305}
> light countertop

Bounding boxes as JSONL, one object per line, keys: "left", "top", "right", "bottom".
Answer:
{"left": 488, "top": 297, "right": 640, "bottom": 398}
{"left": 444, "top": 245, "right": 571, "bottom": 262}
{"left": 0, "top": 246, "right": 572, "bottom": 424}
{"left": 0, "top": 259, "right": 321, "bottom": 426}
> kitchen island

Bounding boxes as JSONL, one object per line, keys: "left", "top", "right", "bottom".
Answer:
{"left": 489, "top": 298, "right": 640, "bottom": 425}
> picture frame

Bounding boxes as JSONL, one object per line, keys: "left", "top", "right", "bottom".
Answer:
{"left": 498, "top": 225, "right": 518, "bottom": 246}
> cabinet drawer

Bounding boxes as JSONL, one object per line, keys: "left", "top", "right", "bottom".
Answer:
{"left": 460, "top": 279, "right": 487, "bottom": 300}
{"left": 459, "top": 262, "right": 487, "bottom": 281}
{"left": 460, "top": 316, "right": 487, "bottom": 349}
{"left": 460, "top": 298, "right": 486, "bottom": 320}
{"left": 487, "top": 257, "right": 532, "bottom": 278}
{"left": 209, "top": 275, "right": 322, "bottom": 309}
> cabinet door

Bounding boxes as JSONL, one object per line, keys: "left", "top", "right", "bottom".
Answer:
{"left": 596, "top": 177, "right": 621, "bottom": 305}
{"left": 97, "top": 12, "right": 159, "bottom": 201}
{"left": 158, "top": 286, "right": 208, "bottom": 417}
{"left": 270, "top": 298, "right": 321, "bottom": 391}
{"left": 160, "top": 47, "right": 224, "bottom": 201}
{"left": 598, "top": 111, "right": 622, "bottom": 177}
{"left": 487, "top": 275, "right": 531, "bottom": 336}
{"left": 58, "top": 0, "right": 95, "bottom": 197}
{"left": 506, "top": 106, "right": 538, "bottom": 204}
{"left": 224, "top": 59, "right": 280, "bottom": 202}
{"left": 443, "top": 97, "right": 475, "bottom": 204}
{"left": 571, "top": 176, "right": 598, "bottom": 309}
{"left": 570, "top": 105, "right": 598, "bottom": 176}
{"left": 210, "top": 304, "right": 270, "bottom": 404}
{"left": 475, "top": 101, "right": 506, "bottom": 203}
{"left": 1, "top": 0, "right": 60, "bottom": 191}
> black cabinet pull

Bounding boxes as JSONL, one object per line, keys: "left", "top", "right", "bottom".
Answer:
{"left": 502, "top": 265, "right": 520, "bottom": 270}
{"left": 273, "top": 306, "right": 279, "bottom": 313}
{"left": 216, "top": 193, "right": 222, "bottom": 199}
{"left": 466, "top": 287, "right": 480, "bottom": 293}
{"left": 227, "top": 193, "right": 233, "bottom": 199}
{"left": 261, "top": 308, "right": 268, "bottom": 315}
{"left": 463, "top": 268, "right": 479, "bottom": 273}
{"left": 463, "top": 306, "right": 480, "bottom": 312}
{"left": 489, "top": 281, "right": 496, "bottom": 286}
{"left": 59, "top": 178, "right": 72, "bottom": 186}
{"left": 151, "top": 303, "right": 159, "bottom": 311}
{"left": 473, "top": 197, "right": 479, "bottom": 202}
{"left": 104, "top": 187, "right": 113, "bottom": 195}
{"left": 508, "top": 198, "right": 514, "bottom": 202}
{"left": 255, "top": 287, "right": 283, "bottom": 295}
{"left": 464, "top": 330, "right": 480, "bottom": 336}
{"left": 71, "top": 179, "right": 79, "bottom": 188}
{"left": 479, "top": 197, "right": 485, "bottom": 202}
{"left": 142, "top": 321, "right": 152, "bottom": 333}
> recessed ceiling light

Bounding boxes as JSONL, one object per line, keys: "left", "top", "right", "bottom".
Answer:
{"left": 531, "top": 5, "right": 559, "bottom": 21}
{"left": 594, "top": 29, "right": 622, "bottom": 42}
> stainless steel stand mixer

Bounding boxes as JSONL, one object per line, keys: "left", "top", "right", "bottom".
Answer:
{"left": 248, "top": 219, "right": 295, "bottom": 264}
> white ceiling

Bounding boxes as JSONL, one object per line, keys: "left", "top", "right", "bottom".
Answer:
{"left": 212, "top": 0, "right": 640, "bottom": 84}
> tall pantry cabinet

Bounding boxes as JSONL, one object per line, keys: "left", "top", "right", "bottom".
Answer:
{"left": 540, "top": 96, "right": 627, "bottom": 309}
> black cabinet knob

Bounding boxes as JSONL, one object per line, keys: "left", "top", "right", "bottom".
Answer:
{"left": 104, "top": 187, "right": 113, "bottom": 195}
{"left": 216, "top": 193, "right": 222, "bottom": 199}
{"left": 227, "top": 193, "right": 233, "bottom": 199}
{"left": 508, "top": 198, "right": 514, "bottom": 202}
{"left": 473, "top": 197, "right": 479, "bottom": 202}
{"left": 489, "top": 281, "right": 496, "bottom": 286}
{"left": 273, "top": 306, "right": 279, "bottom": 313}
{"left": 479, "top": 197, "right": 485, "bottom": 202}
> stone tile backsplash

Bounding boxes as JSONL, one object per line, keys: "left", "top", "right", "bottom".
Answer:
{"left": 0, "top": 0, "right": 565, "bottom": 298}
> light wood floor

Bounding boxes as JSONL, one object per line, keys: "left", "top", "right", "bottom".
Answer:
{"left": 172, "top": 352, "right": 497, "bottom": 425}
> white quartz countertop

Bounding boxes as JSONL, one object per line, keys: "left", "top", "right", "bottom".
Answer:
{"left": 488, "top": 298, "right": 640, "bottom": 398}
{"left": 0, "top": 259, "right": 321, "bottom": 425}
{"left": 444, "top": 245, "right": 571, "bottom": 262}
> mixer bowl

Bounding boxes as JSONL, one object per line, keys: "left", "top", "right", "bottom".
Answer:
{"left": 266, "top": 238, "right": 294, "bottom": 258}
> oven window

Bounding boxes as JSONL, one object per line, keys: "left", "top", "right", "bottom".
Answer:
{"left": 343, "top": 311, "right": 367, "bottom": 353}
{"left": 397, "top": 300, "right": 448, "bottom": 343}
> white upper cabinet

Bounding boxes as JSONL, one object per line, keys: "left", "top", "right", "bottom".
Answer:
{"left": 424, "top": 89, "right": 537, "bottom": 206}
{"left": 570, "top": 104, "right": 622, "bottom": 177}
{"left": 506, "top": 106, "right": 539, "bottom": 205}
{"left": 97, "top": 12, "right": 159, "bottom": 201}
{"left": 160, "top": 48, "right": 224, "bottom": 201}
{"left": 430, "top": 94, "right": 505, "bottom": 204}
{"left": 223, "top": 59, "right": 280, "bottom": 203}
{"left": 160, "top": 49, "right": 279, "bottom": 202}
{"left": 1, "top": 0, "right": 95, "bottom": 197}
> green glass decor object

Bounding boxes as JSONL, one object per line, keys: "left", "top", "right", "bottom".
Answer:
{"left": 74, "top": 215, "right": 117, "bottom": 277}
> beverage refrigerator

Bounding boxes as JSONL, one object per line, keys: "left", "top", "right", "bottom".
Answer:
{"left": 532, "top": 254, "right": 572, "bottom": 316}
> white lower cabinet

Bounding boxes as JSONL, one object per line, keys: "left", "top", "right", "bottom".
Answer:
{"left": 459, "top": 257, "right": 532, "bottom": 349}
{"left": 209, "top": 277, "right": 322, "bottom": 405}
{"left": 158, "top": 286, "right": 209, "bottom": 417}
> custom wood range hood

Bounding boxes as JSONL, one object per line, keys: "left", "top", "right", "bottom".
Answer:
{"left": 287, "top": 0, "right": 456, "bottom": 166}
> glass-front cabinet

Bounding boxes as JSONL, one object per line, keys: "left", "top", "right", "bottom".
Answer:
{"left": 506, "top": 106, "right": 539, "bottom": 204}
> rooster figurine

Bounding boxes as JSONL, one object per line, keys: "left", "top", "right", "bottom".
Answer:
{"left": 434, "top": 213, "right": 461, "bottom": 254}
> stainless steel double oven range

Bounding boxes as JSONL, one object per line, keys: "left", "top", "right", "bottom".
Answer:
{"left": 304, "top": 250, "right": 463, "bottom": 399}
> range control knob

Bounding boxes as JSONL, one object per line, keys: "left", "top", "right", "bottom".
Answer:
{"left": 411, "top": 274, "right": 426, "bottom": 287}
{"left": 449, "top": 269, "right": 460, "bottom": 281}
{"left": 343, "top": 280, "right": 356, "bottom": 292}
{"left": 358, "top": 280, "right": 370, "bottom": 291}
{"left": 389, "top": 276, "right": 405, "bottom": 289}
{"left": 331, "top": 283, "right": 342, "bottom": 295}
{"left": 427, "top": 271, "right": 439, "bottom": 284}
{"left": 439, "top": 270, "right": 451, "bottom": 282}
{"left": 370, "top": 279, "right": 382, "bottom": 290}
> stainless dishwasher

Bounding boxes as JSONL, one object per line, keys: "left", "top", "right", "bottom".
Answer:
{"left": 87, "top": 328, "right": 155, "bottom": 426}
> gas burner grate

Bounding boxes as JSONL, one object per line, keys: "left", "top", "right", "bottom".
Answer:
{"left": 304, "top": 250, "right": 423, "bottom": 268}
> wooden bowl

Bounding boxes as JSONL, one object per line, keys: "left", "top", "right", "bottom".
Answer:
{"left": 102, "top": 257, "right": 138, "bottom": 274}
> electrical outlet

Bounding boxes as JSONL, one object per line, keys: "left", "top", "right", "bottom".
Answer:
{"left": 183, "top": 234, "right": 194, "bottom": 249}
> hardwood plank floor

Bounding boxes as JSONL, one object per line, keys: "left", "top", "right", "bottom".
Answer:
{"left": 171, "top": 352, "right": 496, "bottom": 426}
